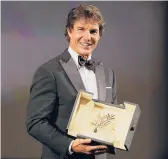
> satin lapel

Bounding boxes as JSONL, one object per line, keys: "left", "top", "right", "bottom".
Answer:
{"left": 95, "top": 62, "right": 106, "bottom": 101}
{"left": 59, "top": 51, "right": 85, "bottom": 92}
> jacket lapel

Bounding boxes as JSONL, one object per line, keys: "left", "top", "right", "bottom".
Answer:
{"left": 95, "top": 62, "right": 106, "bottom": 101}
{"left": 59, "top": 49, "right": 85, "bottom": 92}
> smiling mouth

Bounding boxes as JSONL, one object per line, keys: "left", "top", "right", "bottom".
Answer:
{"left": 79, "top": 42, "right": 93, "bottom": 47}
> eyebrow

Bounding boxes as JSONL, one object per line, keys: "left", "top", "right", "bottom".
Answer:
{"left": 76, "top": 26, "right": 99, "bottom": 33}
{"left": 90, "top": 28, "right": 98, "bottom": 31}
{"left": 77, "top": 26, "right": 84, "bottom": 28}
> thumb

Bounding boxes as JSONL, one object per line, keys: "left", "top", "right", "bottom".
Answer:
{"left": 79, "top": 138, "right": 92, "bottom": 144}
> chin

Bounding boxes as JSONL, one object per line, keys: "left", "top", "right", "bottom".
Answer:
{"left": 81, "top": 48, "right": 93, "bottom": 55}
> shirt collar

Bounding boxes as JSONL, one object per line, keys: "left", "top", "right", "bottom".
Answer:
{"left": 68, "top": 46, "right": 92, "bottom": 68}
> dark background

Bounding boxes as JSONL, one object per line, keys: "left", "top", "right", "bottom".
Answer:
{"left": 1, "top": 1, "right": 168, "bottom": 159}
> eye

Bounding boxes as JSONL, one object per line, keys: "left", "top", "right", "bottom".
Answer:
{"left": 78, "top": 28, "right": 84, "bottom": 31}
{"left": 90, "top": 29, "right": 98, "bottom": 34}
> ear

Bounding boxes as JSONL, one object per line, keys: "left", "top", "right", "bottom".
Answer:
{"left": 67, "top": 28, "right": 72, "bottom": 38}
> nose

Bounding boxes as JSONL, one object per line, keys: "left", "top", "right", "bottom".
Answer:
{"left": 83, "top": 30, "right": 91, "bottom": 41}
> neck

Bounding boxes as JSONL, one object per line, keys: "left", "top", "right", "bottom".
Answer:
{"left": 69, "top": 46, "right": 92, "bottom": 60}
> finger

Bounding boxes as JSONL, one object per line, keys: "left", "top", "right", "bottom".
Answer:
{"left": 96, "top": 148, "right": 108, "bottom": 152}
{"left": 83, "top": 151, "right": 93, "bottom": 155}
{"left": 74, "top": 139, "right": 87, "bottom": 146}
{"left": 72, "top": 139, "right": 86, "bottom": 147}
{"left": 96, "top": 145, "right": 108, "bottom": 149}
{"left": 80, "top": 145, "right": 93, "bottom": 154}
{"left": 78, "top": 138, "right": 91, "bottom": 145}
{"left": 86, "top": 145, "right": 107, "bottom": 152}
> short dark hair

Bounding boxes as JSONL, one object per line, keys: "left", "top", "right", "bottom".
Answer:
{"left": 65, "top": 5, "right": 105, "bottom": 42}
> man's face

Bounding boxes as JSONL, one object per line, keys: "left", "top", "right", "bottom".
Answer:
{"left": 68, "top": 18, "right": 100, "bottom": 59}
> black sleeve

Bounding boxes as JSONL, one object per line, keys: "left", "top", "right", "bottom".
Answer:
{"left": 26, "top": 66, "right": 73, "bottom": 158}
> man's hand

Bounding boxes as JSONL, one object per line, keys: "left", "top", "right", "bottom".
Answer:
{"left": 71, "top": 138, "right": 108, "bottom": 155}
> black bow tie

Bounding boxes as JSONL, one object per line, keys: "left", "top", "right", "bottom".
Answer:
{"left": 78, "top": 55, "right": 95, "bottom": 72}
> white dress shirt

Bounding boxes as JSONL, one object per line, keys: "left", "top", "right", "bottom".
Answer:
{"left": 68, "top": 46, "right": 98, "bottom": 99}
{"left": 68, "top": 46, "right": 98, "bottom": 154}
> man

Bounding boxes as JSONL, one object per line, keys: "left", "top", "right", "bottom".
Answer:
{"left": 27, "top": 4, "right": 117, "bottom": 159}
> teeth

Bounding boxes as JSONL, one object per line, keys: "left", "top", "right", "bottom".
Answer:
{"left": 80, "top": 42, "right": 91, "bottom": 46}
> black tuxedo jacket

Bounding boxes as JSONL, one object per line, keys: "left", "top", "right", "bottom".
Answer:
{"left": 27, "top": 49, "right": 117, "bottom": 159}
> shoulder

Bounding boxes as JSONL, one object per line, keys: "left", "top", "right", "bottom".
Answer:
{"left": 39, "top": 54, "right": 62, "bottom": 72}
{"left": 35, "top": 49, "right": 69, "bottom": 74}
